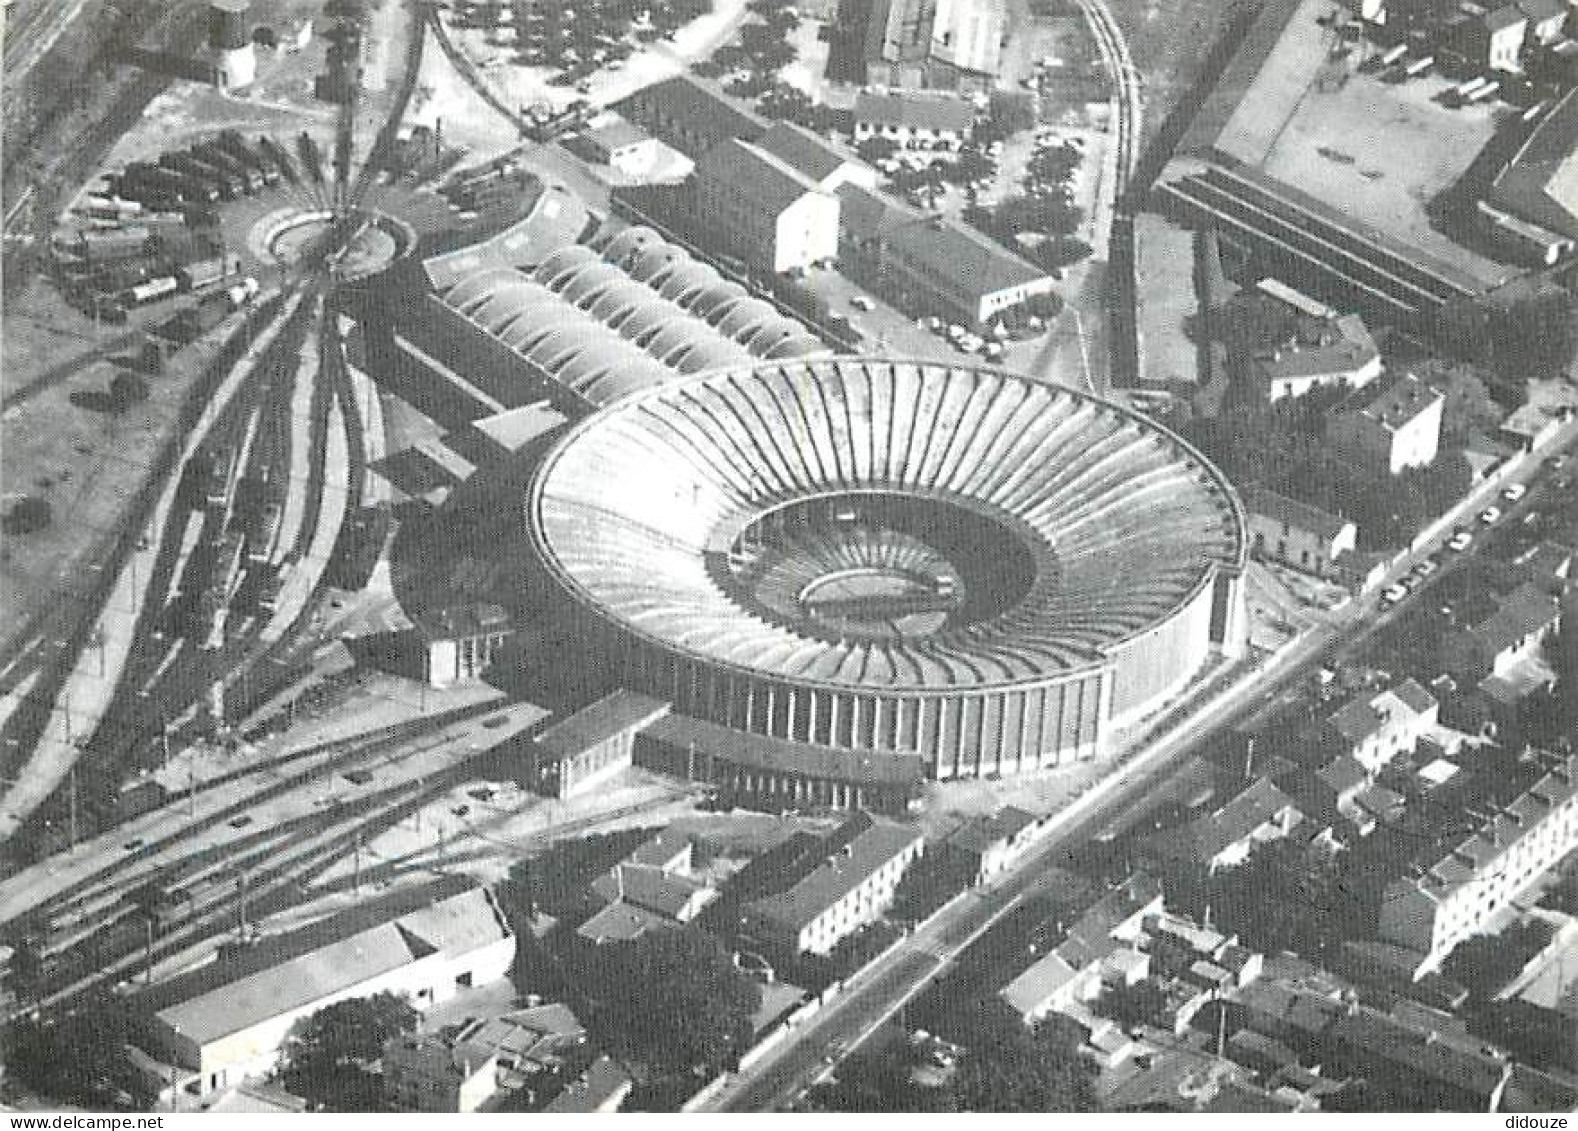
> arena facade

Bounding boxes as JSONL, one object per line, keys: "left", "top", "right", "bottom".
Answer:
{"left": 527, "top": 357, "right": 1248, "bottom": 779}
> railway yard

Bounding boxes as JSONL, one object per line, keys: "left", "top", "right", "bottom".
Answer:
{"left": 0, "top": 0, "right": 1575, "bottom": 1115}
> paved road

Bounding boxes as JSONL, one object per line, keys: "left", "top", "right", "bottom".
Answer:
{"left": 706, "top": 419, "right": 1578, "bottom": 1111}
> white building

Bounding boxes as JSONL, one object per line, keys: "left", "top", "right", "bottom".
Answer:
{"left": 1324, "top": 678, "right": 1439, "bottom": 775}
{"left": 853, "top": 91, "right": 977, "bottom": 147}
{"left": 132, "top": 884, "right": 516, "bottom": 1096}
{"left": 1380, "top": 751, "right": 1578, "bottom": 972}
{"left": 582, "top": 117, "right": 663, "bottom": 177}
{"left": 694, "top": 138, "right": 841, "bottom": 273}
{"left": 383, "top": 1033, "right": 499, "bottom": 1113}
{"left": 1326, "top": 374, "right": 1443, "bottom": 475}
{"left": 1243, "top": 486, "right": 1358, "bottom": 579}
{"left": 743, "top": 815, "right": 923, "bottom": 955}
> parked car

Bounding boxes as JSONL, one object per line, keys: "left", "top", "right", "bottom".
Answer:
{"left": 1412, "top": 558, "right": 1439, "bottom": 578}
{"left": 1478, "top": 506, "right": 1502, "bottom": 524}
{"left": 1447, "top": 530, "right": 1473, "bottom": 552}
{"left": 1502, "top": 482, "right": 1527, "bottom": 502}
{"left": 1381, "top": 582, "right": 1409, "bottom": 607}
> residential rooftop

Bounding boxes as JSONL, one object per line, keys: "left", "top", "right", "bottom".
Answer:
{"left": 744, "top": 817, "right": 922, "bottom": 934}
{"left": 1335, "top": 374, "right": 1443, "bottom": 432}
{"left": 1243, "top": 485, "right": 1352, "bottom": 543}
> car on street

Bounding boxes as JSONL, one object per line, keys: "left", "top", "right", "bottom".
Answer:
{"left": 849, "top": 295, "right": 874, "bottom": 312}
{"left": 1447, "top": 530, "right": 1473, "bottom": 552}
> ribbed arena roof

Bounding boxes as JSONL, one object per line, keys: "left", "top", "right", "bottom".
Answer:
{"left": 529, "top": 358, "right": 1247, "bottom": 692}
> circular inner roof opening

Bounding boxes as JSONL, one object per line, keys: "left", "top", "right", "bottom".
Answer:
{"left": 712, "top": 492, "right": 1040, "bottom": 643}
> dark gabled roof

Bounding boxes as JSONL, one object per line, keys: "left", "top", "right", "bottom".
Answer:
{"left": 1335, "top": 373, "right": 1442, "bottom": 432}
{"left": 946, "top": 806, "right": 1039, "bottom": 854}
{"left": 745, "top": 818, "right": 922, "bottom": 933}
{"left": 1328, "top": 1008, "right": 1509, "bottom": 1098}
{"left": 697, "top": 138, "right": 829, "bottom": 214}
{"left": 411, "top": 601, "right": 510, "bottom": 640}
{"left": 881, "top": 215, "right": 1050, "bottom": 299}
{"left": 853, "top": 90, "right": 976, "bottom": 133}
{"left": 754, "top": 121, "right": 851, "bottom": 184}
{"left": 542, "top": 1056, "right": 632, "bottom": 1113}
{"left": 1485, "top": 4, "right": 1530, "bottom": 31}
{"left": 1463, "top": 581, "right": 1562, "bottom": 659}
{"left": 835, "top": 183, "right": 909, "bottom": 239}
{"left": 642, "top": 712, "right": 923, "bottom": 785}
{"left": 589, "top": 864, "right": 711, "bottom": 919}
{"left": 1392, "top": 677, "right": 1439, "bottom": 715}
{"left": 1253, "top": 314, "right": 1378, "bottom": 383}
{"left": 1148, "top": 779, "right": 1300, "bottom": 864}
{"left": 616, "top": 74, "right": 763, "bottom": 156}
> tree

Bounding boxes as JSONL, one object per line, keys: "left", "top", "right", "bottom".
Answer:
{"left": 856, "top": 135, "right": 900, "bottom": 164}
{"left": 1099, "top": 977, "right": 1169, "bottom": 1030}
{"left": 939, "top": 999, "right": 1096, "bottom": 1112}
{"left": 4, "top": 997, "right": 144, "bottom": 1109}
{"left": 2, "top": 495, "right": 51, "bottom": 535}
{"left": 110, "top": 371, "right": 149, "bottom": 408}
{"left": 582, "top": 927, "right": 762, "bottom": 1077}
{"left": 279, "top": 993, "right": 418, "bottom": 1111}
{"left": 1442, "top": 919, "right": 1556, "bottom": 1000}
{"left": 1207, "top": 838, "right": 1360, "bottom": 958}
{"left": 1489, "top": 290, "right": 1578, "bottom": 386}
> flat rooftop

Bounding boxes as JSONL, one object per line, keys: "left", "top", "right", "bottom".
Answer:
{"left": 1173, "top": 0, "right": 1510, "bottom": 290}
{"left": 534, "top": 690, "right": 671, "bottom": 759}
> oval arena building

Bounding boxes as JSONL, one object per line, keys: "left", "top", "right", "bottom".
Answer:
{"left": 527, "top": 357, "right": 1248, "bottom": 780}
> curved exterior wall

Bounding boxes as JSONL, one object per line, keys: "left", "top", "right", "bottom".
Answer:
{"left": 565, "top": 603, "right": 1118, "bottom": 778}
{"left": 529, "top": 358, "right": 1247, "bottom": 780}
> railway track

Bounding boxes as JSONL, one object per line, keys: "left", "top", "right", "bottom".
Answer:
{"left": 16, "top": 704, "right": 538, "bottom": 1012}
